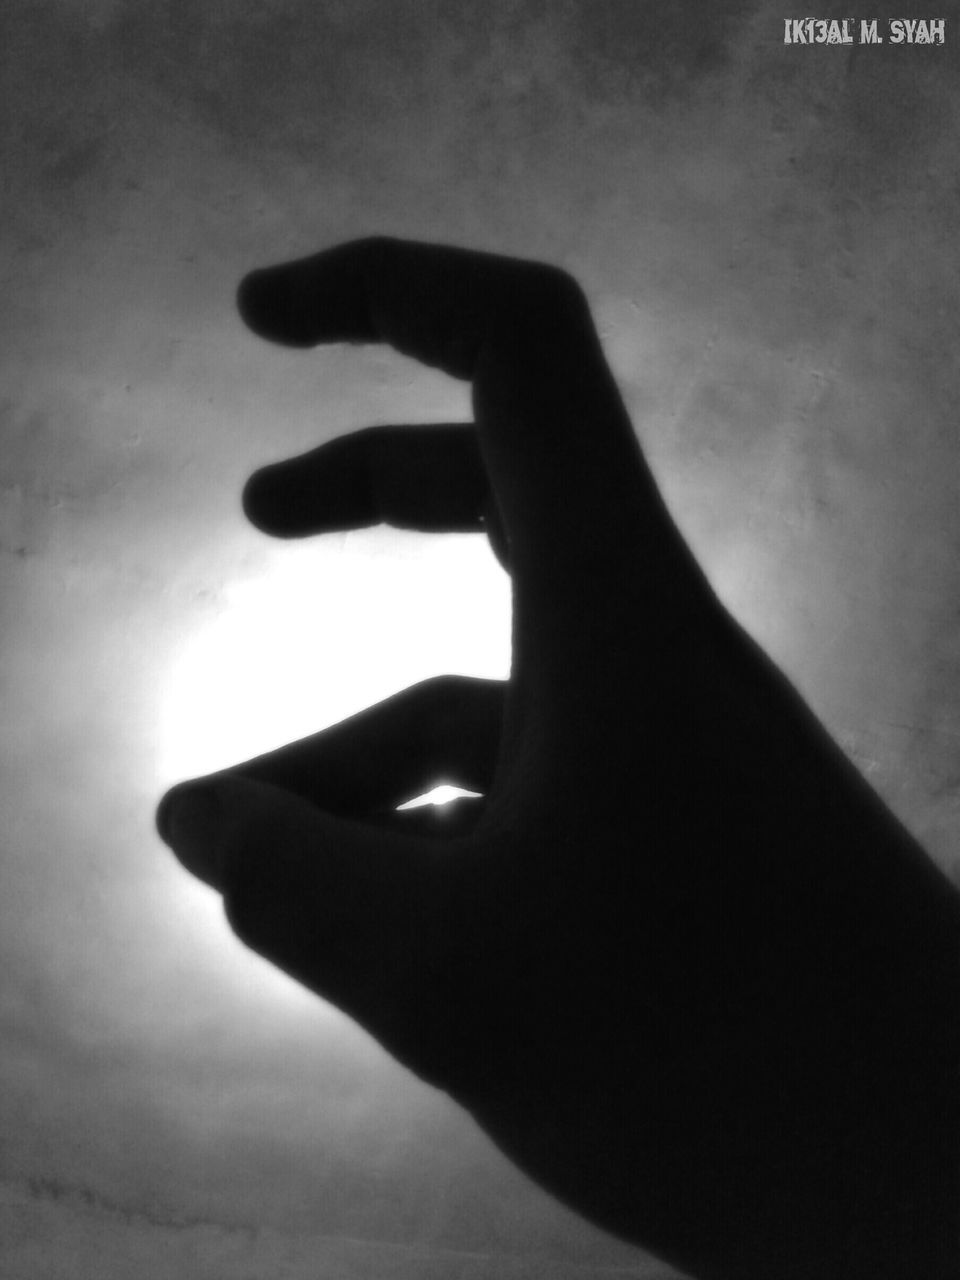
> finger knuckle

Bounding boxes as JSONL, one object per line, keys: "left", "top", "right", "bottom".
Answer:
{"left": 410, "top": 673, "right": 464, "bottom": 717}
{"left": 525, "top": 262, "right": 588, "bottom": 315}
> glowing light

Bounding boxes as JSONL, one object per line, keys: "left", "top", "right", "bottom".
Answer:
{"left": 154, "top": 528, "right": 509, "bottom": 1020}
{"left": 397, "top": 784, "right": 482, "bottom": 809}
{"left": 159, "top": 528, "right": 510, "bottom": 785}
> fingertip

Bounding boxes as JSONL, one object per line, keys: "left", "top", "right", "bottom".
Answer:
{"left": 155, "top": 784, "right": 178, "bottom": 846}
{"left": 236, "top": 269, "right": 276, "bottom": 339}
{"left": 236, "top": 246, "right": 380, "bottom": 349}
{"left": 156, "top": 778, "right": 205, "bottom": 846}
{"left": 242, "top": 436, "right": 378, "bottom": 538}
{"left": 156, "top": 781, "right": 226, "bottom": 889}
{"left": 239, "top": 460, "right": 325, "bottom": 538}
{"left": 236, "top": 267, "right": 314, "bottom": 348}
{"left": 241, "top": 456, "right": 340, "bottom": 538}
{"left": 240, "top": 465, "right": 284, "bottom": 535}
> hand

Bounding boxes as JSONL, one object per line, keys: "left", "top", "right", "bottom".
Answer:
{"left": 157, "top": 239, "right": 960, "bottom": 1280}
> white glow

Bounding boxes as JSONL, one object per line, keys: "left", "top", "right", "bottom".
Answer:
{"left": 397, "top": 784, "right": 483, "bottom": 809}
{"left": 159, "top": 528, "right": 510, "bottom": 785}
{"left": 155, "top": 529, "right": 508, "bottom": 1021}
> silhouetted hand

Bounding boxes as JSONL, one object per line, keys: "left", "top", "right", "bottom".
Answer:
{"left": 157, "top": 239, "right": 960, "bottom": 1280}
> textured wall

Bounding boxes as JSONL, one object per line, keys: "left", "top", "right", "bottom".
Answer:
{"left": 1, "top": 2, "right": 958, "bottom": 1277}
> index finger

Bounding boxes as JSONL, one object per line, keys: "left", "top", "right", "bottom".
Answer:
{"left": 238, "top": 239, "right": 707, "bottom": 644}
{"left": 237, "top": 237, "right": 582, "bottom": 377}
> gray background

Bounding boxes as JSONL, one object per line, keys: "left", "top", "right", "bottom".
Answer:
{"left": 1, "top": 2, "right": 958, "bottom": 1276}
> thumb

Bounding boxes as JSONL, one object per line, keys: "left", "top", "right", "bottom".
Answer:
{"left": 157, "top": 776, "right": 469, "bottom": 1087}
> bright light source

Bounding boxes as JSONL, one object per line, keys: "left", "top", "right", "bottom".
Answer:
{"left": 159, "top": 528, "right": 510, "bottom": 786}
{"left": 397, "top": 784, "right": 483, "bottom": 809}
{"left": 155, "top": 528, "right": 509, "bottom": 1022}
